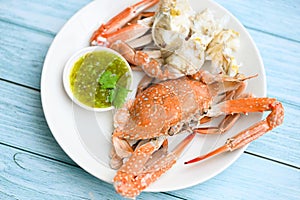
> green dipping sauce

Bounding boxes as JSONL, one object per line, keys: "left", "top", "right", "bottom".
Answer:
{"left": 69, "top": 51, "right": 131, "bottom": 109}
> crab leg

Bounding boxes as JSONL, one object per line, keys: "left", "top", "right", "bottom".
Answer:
{"left": 128, "top": 11, "right": 156, "bottom": 24}
{"left": 195, "top": 93, "right": 252, "bottom": 134}
{"left": 96, "top": 23, "right": 151, "bottom": 47}
{"left": 197, "top": 75, "right": 250, "bottom": 127}
{"left": 114, "top": 133, "right": 195, "bottom": 198}
{"left": 136, "top": 75, "right": 155, "bottom": 97}
{"left": 195, "top": 114, "right": 241, "bottom": 134}
{"left": 185, "top": 98, "right": 284, "bottom": 164}
{"left": 111, "top": 40, "right": 184, "bottom": 80}
{"left": 90, "top": 0, "right": 158, "bottom": 46}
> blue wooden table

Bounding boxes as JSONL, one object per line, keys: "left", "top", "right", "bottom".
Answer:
{"left": 1, "top": 0, "right": 300, "bottom": 199}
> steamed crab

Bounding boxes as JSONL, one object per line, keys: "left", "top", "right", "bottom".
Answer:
{"left": 90, "top": 0, "right": 241, "bottom": 81}
{"left": 110, "top": 70, "right": 284, "bottom": 198}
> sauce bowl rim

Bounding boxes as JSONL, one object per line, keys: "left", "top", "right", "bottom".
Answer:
{"left": 62, "top": 46, "right": 133, "bottom": 112}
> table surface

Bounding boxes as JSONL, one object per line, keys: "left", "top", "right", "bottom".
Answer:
{"left": 1, "top": 0, "right": 300, "bottom": 199}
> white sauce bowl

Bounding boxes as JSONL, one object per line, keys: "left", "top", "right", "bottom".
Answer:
{"left": 63, "top": 46, "right": 133, "bottom": 112}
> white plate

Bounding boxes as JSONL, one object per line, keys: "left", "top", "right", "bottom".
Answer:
{"left": 41, "top": 0, "right": 266, "bottom": 192}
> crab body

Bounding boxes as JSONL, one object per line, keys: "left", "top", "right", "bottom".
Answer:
{"left": 114, "top": 76, "right": 213, "bottom": 141}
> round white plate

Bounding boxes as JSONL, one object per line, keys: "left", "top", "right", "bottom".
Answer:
{"left": 41, "top": 0, "right": 265, "bottom": 192}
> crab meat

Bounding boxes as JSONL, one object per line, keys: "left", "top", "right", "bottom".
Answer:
{"left": 152, "top": 0, "right": 194, "bottom": 50}
{"left": 206, "top": 29, "right": 241, "bottom": 76}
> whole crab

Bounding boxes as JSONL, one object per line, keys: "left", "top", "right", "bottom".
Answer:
{"left": 110, "top": 71, "right": 284, "bottom": 198}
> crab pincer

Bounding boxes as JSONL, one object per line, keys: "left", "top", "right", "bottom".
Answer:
{"left": 113, "top": 133, "right": 196, "bottom": 199}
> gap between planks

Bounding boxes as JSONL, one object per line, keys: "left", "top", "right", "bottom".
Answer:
{"left": 244, "top": 152, "right": 300, "bottom": 170}
{"left": 0, "top": 78, "right": 40, "bottom": 92}
{"left": 244, "top": 25, "right": 300, "bottom": 44}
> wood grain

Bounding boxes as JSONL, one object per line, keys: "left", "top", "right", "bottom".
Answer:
{"left": 0, "top": 21, "right": 53, "bottom": 89}
{"left": 215, "top": 0, "right": 300, "bottom": 42}
{"left": 1, "top": 143, "right": 299, "bottom": 200}
{"left": 0, "top": 144, "right": 181, "bottom": 200}
{"left": 0, "top": 0, "right": 91, "bottom": 35}
{"left": 169, "top": 155, "right": 300, "bottom": 200}
{"left": 248, "top": 29, "right": 300, "bottom": 105}
{"left": 247, "top": 101, "right": 300, "bottom": 167}
{"left": 0, "top": 80, "right": 74, "bottom": 165}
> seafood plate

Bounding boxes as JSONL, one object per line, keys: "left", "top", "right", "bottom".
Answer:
{"left": 87, "top": 0, "right": 283, "bottom": 198}
{"left": 41, "top": 0, "right": 283, "bottom": 199}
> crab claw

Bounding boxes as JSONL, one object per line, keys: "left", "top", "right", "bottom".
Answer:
{"left": 114, "top": 133, "right": 195, "bottom": 198}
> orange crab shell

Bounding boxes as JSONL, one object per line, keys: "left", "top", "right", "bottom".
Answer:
{"left": 113, "top": 77, "right": 213, "bottom": 140}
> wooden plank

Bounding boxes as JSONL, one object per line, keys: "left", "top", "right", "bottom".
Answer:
{"left": 1, "top": 0, "right": 299, "bottom": 42}
{"left": 0, "top": 80, "right": 74, "bottom": 165}
{"left": 243, "top": 30, "right": 300, "bottom": 167}
{"left": 0, "top": 144, "right": 180, "bottom": 200}
{"left": 245, "top": 101, "right": 300, "bottom": 167}
{"left": 248, "top": 29, "right": 300, "bottom": 105}
{"left": 1, "top": 143, "right": 299, "bottom": 200}
{"left": 0, "top": 0, "right": 91, "bottom": 35}
{"left": 168, "top": 154, "right": 300, "bottom": 200}
{"left": 0, "top": 20, "right": 53, "bottom": 89}
{"left": 214, "top": 0, "right": 300, "bottom": 42}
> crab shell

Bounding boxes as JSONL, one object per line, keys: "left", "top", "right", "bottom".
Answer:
{"left": 113, "top": 76, "right": 213, "bottom": 140}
